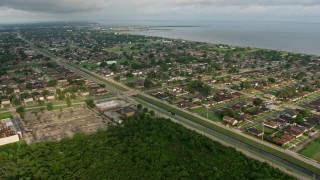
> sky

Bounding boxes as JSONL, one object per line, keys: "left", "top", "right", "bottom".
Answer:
{"left": 1, "top": 0, "right": 320, "bottom": 24}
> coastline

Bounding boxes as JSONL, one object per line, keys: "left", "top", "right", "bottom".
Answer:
{"left": 119, "top": 24, "right": 320, "bottom": 56}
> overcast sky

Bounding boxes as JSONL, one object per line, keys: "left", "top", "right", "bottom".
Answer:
{"left": 1, "top": 0, "right": 320, "bottom": 24}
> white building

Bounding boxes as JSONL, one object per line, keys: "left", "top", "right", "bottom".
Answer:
{"left": 106, "top": 61, "right": 117, "bottom": 65}
{"left": 96, "top": 100, "right": 121, "bottom": 111}
{"left": 1, "top": 99, "right": 11, "bottom": 105}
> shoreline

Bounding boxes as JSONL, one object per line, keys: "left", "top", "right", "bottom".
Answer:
{"left": 118, "top": 26, "right": 320, "bottom": 56}
{"left": 123, "top": 30, "right": 319, "bottom": 57}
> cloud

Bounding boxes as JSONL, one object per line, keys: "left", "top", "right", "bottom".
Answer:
{"left": 1, "top": 0, "right": 320, "bottom": 14}
{"left": 0, "top": 0, "right": 109, "bottom": 13}
{"left": 1, "top": 0, "right": 320, "bottom": 23}
{"left": 170, "top": 0, "right": 320, "bottom": 7}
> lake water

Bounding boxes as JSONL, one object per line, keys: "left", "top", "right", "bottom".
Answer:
{"left": 113, "top": 20, "right": 320, "bottom": 55}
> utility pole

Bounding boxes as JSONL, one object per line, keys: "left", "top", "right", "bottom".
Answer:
{"left": 262, "top": 121, "right": 265, "bottom": 141}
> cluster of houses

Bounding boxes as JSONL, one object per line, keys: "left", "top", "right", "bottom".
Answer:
{"left": 305, "top": 98, "right": 320, "bottom": 112}
{"left": 247, "top": 109, "right": 320, "bottom": 146}
{"left": 151, "top": 86, "right": 243, "bottom": 110}
{"left": 25, "top": 26, "right": 298, "bottom": 92}
{"left": 0, "top": 62, "right": 109, "bottom": 107}
{"left": 221, "top": 98, "right": 269, "bottom": 126}
{"left": 86, "top": 82, "right": 108, "bottom": 95}
{"left": 0, "top": 67, "right": 55, "bottom": 106}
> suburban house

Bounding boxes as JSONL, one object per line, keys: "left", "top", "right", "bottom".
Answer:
{"left": 247, "top": 127, "right": 264, "bottom": 137}
{"left": 1, "top": 99, "right": 11, "bottom": 105}
{"left": 264, "top": 120, "right": 284, "bottom": 129}
{"left": 223, "top": 116, "right": 238, "bottom": 126}
{"left": 273, "top": 134, "right": 295, "bottom": 146}
{"left": 285, "top": 126, "right": 305, "bottom": 138}
{"left": 46, "top": 93, "right": 55, "bottom": 100}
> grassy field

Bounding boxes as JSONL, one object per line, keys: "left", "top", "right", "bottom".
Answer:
{"left": 136, "top": 94, "right": 320, "bottom": 175}
{"left": 0, "top": 112, "right": 13, "bottom": 119}
{"left": 188, "top": 107, "right": 221, "bottom": 122}
{"left": 299, "top": 138, "right": 320, "bottom": 163}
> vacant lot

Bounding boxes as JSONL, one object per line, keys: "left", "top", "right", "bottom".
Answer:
{"left": 23, "top": 106, "right": 109, "bottom": 144}
{"left": 299, "top": 138, "right": 320, "bottom": 163}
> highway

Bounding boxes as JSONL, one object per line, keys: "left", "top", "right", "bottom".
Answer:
{"left": 17, "top": 32, "right": 320, "bottom": 179}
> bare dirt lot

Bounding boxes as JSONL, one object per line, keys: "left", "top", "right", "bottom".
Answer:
{"left": 23, "top": 106, "right": 109, "bottom": 144}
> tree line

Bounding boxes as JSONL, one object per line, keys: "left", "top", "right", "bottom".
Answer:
{"left": 0, "top": 113, "right": 294, "bottom": 179}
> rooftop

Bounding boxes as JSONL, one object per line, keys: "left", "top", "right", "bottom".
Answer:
{"left": 96, "top": 100, "right": 121, "bottom": 111}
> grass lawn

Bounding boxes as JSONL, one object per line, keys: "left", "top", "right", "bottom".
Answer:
{"left": 288, "top": 135, "right": 309, "bottom": 148}
{"left": 299, "top": 138, "right": 320, "bottom": 163}
{"left": 0, "top": 112, "right": 13, "bottom": 119}
{"left": 255, "top": 123, "right": 277, "bottom": 134}
{"left": 116, "top": 58, "right": 129, "bottom": 65}
{"left": 189, "top": 106, "right": 206, "bottom": 114}
{"left": 274, "top": 131, "right": 285, "bottom": 138}
{"left": 189, "top": 107, "right": 221, "bottom": 122}
{"left": 26, "top": 104, "right": 82, "bottom": 113}
{"left": 314, "top": 124, "right": 320, "bottom": 131}
{"left": 199, "top": 112, "right": 221, "bottom": 122}
{"left": 82, "top": 62, "right": 98, "bottom": 69}
{"left": 121, "top": 77, "right": 139, "bottom": 83}
{"left": 91, "top": 94, "right": 115, "bottom": 100}
{"left": 52, "top": 104, "right": 82, "bottom": 111}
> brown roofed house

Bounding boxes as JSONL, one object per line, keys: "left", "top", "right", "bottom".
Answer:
{"left": 223, "top": 116, "right": 238, "bottom": 126}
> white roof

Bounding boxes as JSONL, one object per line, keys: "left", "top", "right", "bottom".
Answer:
{"left": 106, "top": 61, "right": 117, "bottom": 65}
{"left": 1, "top": 118, "right": 17, "bottom": 132}
{"left": 1, "top": 118, "right": 13, "bottom": 126}
{"left": 96, "top": 100, "right": 120, "bottom": 109}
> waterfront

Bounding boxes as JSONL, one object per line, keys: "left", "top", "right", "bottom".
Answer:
{"left": 120, "top": 20, "right": 320, "bottom": 55}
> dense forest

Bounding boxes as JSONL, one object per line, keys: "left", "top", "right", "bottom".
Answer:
{"left": 0, "top": 113, "right": 294, "bottom": 179}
